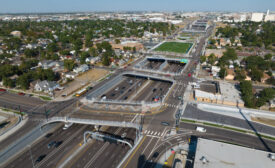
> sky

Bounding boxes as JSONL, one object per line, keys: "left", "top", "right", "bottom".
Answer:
{"left": 0, "top": 0, "right": 274, "bottom": 13}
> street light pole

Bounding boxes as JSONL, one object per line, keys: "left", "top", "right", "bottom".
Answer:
{"left": 28, "top": 145, "right": 35, "bottom": 168}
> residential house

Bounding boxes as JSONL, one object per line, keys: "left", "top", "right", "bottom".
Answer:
{"left": 261, "top": 73, "right": 271, "bottom": 83}
{"left": 86, "top": 56, "right": 100, "bottom": 64}
{"left": 34, "top": 80, "right": 60, "bottom": 93}
{"left": 225, "top": 69, "right": 235, "bottom": 80}
{"left": 65, "top": 72, "right": 77, "bottom": 79}
{"left": 73, "top": 64, "right": 89, "bottom": 73}
{"left": 211, "top": 66, "right": 221, "bottom": 77}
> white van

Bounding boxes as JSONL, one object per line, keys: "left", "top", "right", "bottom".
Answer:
{"left": 196, "top": 126, "right": 206, "bottom": 132}
{"left": 63, "top": 123, "right": 73, "bottom": 130}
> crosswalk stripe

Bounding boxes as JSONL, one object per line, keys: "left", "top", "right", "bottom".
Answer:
{"left": 144, "top": 130, "right": 147, "bottom": 134}
{"left": 147, "top": 131, "right": 150, "bottom": 134}
{"left": 154, "top": 132, "right": 157, "bottom": 135}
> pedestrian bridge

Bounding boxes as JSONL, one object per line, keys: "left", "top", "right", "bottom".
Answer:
{"left": 41, "top": 117, "right": 140, "bottom": 130}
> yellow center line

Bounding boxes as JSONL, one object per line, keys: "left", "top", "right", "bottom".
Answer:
{"left": 122, "top": 136, "right": 147, "bottom": 168}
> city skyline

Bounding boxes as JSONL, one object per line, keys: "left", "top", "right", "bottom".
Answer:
{"left": 0, "top": 0, "right": 275, "bottom": 13}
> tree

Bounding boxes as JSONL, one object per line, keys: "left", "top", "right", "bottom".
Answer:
{"left": 235, "top": 69, "right": 246, "bottom": 81}
{"left": 16, "top": 74, "right": 29, "bottom": 90}
{"left": 47, "top": 42, "right": 59, "bottom": 53}
{"left": 266, "top": 77, "right": 275, "bottom": 85}
{"left": 102, "top": 52, "right": 111, "bottom": 66}
{"left": 223, "top": 48, "right": 238, "bottom": 61}
{"left": 264, "top": 53, "right": 272, "bottom": 60}
{"left": 73, "top": 39, "right": 83, "bottom": 52}
{"left": 64, "top": 60, "right": 75, "bottom": 71}
{"left": 115, "top": 39, "right": 121, "bottom": 44}
{"left": 250, "top": 68, "right": 263, "bottom": 82}
{"left": 219, "top": 67, "right": 226, "bottom": 79}
{"left": 89, "top": 47, "right": 98, "bottom": 57}
{"left": 3, "top": 77, "right": 15, "bottom": 88}
{"left": 256, "top": 88, "right": 275, "bottom": 107}
{"left": 208, "top": 53, "right": 216, "bottom": 65}
{"left": 200, "top": 56, "right": 207, "bottom": 63}
{"left": 240, "top": 81, "right": 255, "bottom": 108}
{"left": 80, "top": 52, "right": 90, "bottom": 64}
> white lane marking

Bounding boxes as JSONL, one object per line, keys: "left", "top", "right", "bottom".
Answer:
{"left": 147, "top": 131, "right": 150, "bottom": 135}
{"left": 158, "top": 132, "right": 161, "bottom": 136}
{"left": 161, "top": 131, "right": 165, "bottom": 137}
{"left": 144, "top": 130, "right": 148, "bottom": 134}
{"left": 131, "top": 113, "right": 139, "bottom": 122}
{"left": 150, "top": 131, "right": 154, "bottom": 135}
{"left": 154, "top": 132, "right": 157, "bottom": 136}
{"left": 141, "top": 137, "right": 154, "bottom": 154}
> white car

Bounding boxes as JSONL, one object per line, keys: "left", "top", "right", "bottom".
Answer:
{"left": 196, "top": 126, "right": 206, "bottom": 132}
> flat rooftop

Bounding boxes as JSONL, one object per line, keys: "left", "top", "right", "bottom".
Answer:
{"left": 194, "top": 138, "right": 275, "bottom": 168}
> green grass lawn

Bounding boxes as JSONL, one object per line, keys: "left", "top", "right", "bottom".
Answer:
{"left": 154, "top": 42, "right": 192, "bottom": 54}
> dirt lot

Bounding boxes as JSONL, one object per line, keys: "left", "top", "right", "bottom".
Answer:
{"left": 55, "top": 68, "right": 109, "bottom": 99}
{"left": 251, "top": 116, "right": 275, "bottom": 127}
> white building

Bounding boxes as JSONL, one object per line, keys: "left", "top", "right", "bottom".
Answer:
{"left": 265, "top": 10, "right": 275, "bottom": 22}
{"left": 34, "top": 80, "right": 60, "bottom": 93}
{"left": 194, "top": 138, "right": 275, "bottom": 168}
{"left": 73, "top": 64, "right": 89, "bottom": 73}
{"left": 251, "top": 13, "right": 264, "bottom": 22}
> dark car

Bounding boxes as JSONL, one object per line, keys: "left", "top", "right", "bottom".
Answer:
{"left": 161, "top": 122, "right": 170, "bottom": 126}
{"left": 54, "top": 141, "right": 63, "bottom": 148}
{"left": 124, "top": 96, "right": 128, "bottom": 100}
{"left": 45, "top": 133, "right": 53, "bottom": 138}
{"left": 153, "top": 88, "right": 157, "bottom": 92}
{"left": 47, "top": 141, "right": 56, "bottom": 148}
{"left": 36, "top": 154, "right": 46, "bottom": 163}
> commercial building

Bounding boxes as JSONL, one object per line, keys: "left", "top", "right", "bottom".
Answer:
{"left": 251, "top": 13, "right": 264, "bottom": 22}
{"left": 194, "top": 138, "right": 275, "bottom": 168}
{"left": 193, "top": 81, "right": 244, "bottom": 107}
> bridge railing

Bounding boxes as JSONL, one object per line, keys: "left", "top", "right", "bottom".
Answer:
{"left": 41, "top": 117, "right": 140, "bottom": 129}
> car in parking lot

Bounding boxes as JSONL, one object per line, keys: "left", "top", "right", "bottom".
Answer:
{"left": 36, "top": 154, "right": 46, "bottom": 163}
{"left": 47, "top": 141, "right": 56, "bottom": 148}
{"left": 153, "top": 88, "right": 157, "bottom": 92}
{"left": 111, "top": 93, "right": 116, "bottom": 97}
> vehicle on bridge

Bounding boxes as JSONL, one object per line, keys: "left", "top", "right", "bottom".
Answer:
{"left": 63, "top": 122, "right": 73, "bottom": 130}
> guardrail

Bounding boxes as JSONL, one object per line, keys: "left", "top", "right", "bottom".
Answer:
{"left": 41, "top": 117, "right": 140, "bottom": 129}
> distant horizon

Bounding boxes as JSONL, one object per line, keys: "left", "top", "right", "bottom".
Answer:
{"left": 0, "top": 10, "right": 273, "bottom": 15}
{"left": 0, "top": 0, "right": 274, "bottom": 14}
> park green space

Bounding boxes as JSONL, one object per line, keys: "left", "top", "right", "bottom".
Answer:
{"left": 154, "top": 42, "right": 192, "bottom": 54}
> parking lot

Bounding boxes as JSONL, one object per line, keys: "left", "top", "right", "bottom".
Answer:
{"left": 99, "top": 75, "right": 172, "bottom": 103}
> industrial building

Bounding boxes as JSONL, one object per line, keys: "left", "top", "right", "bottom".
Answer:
{"left": 194, "top": 138, "right": 275, "bottom": 168}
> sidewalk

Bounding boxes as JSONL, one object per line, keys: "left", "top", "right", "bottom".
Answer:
{"left": 0, "top": 110, "right": 25, "bottom": 142}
